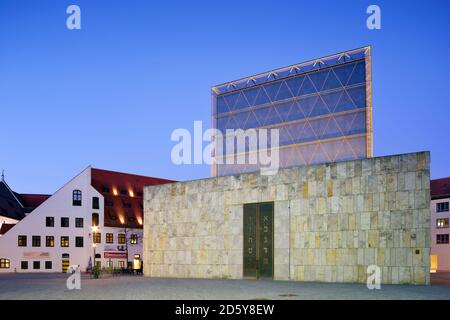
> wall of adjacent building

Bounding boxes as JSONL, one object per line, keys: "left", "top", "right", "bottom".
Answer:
{"left": 430, "top": 197, "right": 450, "bottom": 271}
{"left": 144, "top": 152, "right": 430, "bottom": 285}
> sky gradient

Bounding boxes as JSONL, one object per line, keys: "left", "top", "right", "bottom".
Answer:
{"left": 1, "top": 0, "right": 449, "bottom": 194}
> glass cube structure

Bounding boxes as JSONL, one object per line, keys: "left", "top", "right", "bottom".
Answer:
{"left": 211, "top": 46, "right": 373, "bottom": 176}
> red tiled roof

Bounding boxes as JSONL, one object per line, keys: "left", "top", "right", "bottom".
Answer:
{"left": 431, "top": 177, "right": 450, "bottom": 200}
{"left": 0, "top": 223, "right": 15, "bottom": 235}
{"left": 18, "top": 194, "right": 51, "bottom": 208}
{"left": 91, "top": 168, "right": 175, "bottom": 229}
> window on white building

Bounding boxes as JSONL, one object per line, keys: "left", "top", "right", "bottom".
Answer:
{"left": 45, "top": 261, "right": 52, "bottom": 270}
{"left": 21, "top": 261, "right": 28, "bottom": 270}
{"left": 18, "top": 235, "right": 27, "bottom": 247}
{"left": 61, "top": 217, "right": 69, "bottom": 228}
{"left": 46, "top": 236, "right": 54, "bottom": 247}
{"left": 75, "top": 218, "right": 84, "bottom": 228}
{"left": 437, "top": 234, "right": 450, "bottom": 244}
{"left": 33, "top": 261, "right": 40, "bottom": 269}
{"left": 73, "top": 190, "right": 82, "bottom": 206}
{"left": 92, "top": 197, "right": 100, "bottom": 209}
{"left": 92, "top": 213, "right": 99, "bottom": 227}
{"left": 0, "top": 258, "right": 10, "bottom": 268}
{"left": 46, "top": 217, "right": 54, "bottom": 227}
{"left": 76, "top": 236, "right": 84, "bottom": 247}
{"left": 93, "top": 233, "right": 101, "bottom": 244}
{"left": 61, "top": 236, "right": 69, "bottom": 247}
{"left": 32, "top": 236, "right": 41, "bottom": 247}
{"left": 437, "top": 202, "right": 449, "bottom": 212}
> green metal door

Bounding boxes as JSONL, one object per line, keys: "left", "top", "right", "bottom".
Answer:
{"left": 243, "top": 204, "right": 257, "bottom": 278}
{"left": 258, "top": 203, "right": 274, "bottom": 279}
{"left": 243, "top": 202, "right": 274, "bottom": 279}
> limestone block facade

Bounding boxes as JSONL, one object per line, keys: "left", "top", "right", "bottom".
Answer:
{"left": 144, "top": 152, "right": 430, "bottom": 285}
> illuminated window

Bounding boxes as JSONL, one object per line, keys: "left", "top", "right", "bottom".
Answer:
{"left": 73, "top": 190, "right": 82, "bottom": 206}
{"left": 437, "top": 218, "right": 449, "bottom": 229}
{"left": 118, "top": 261, "right": 125, "bottom": 269}
{"left": 92, "top": 197, "right": 100, "bottom": 209}
{"left": 437, "top": 202, "right": 449, "bottom": 212}
{"left": 118, "top": 233, "right": 126, "bottom": 244}
{"left": 18, "top": 235, "right": 27, "bottom": 247}
{"left": 437, "top": 234, "right": 449, "bottom": 244}
{"left": 94, "top": 233, "right": 101, "bottom": 244}
{"left": 0, "top": 259, "right": 10, "bottom": 268}
{"left": 32, "top": 236, "right": 41, "bottom": 247}
{"left": 130, "top": 234, "right": 138, "bottom": 245}
{"left": 92, "top": 213, "right": 99, "bottom": 227}
{"left": 46, "top": 236, "right": 54, "bottom": 247}
{"left": 61, "top": 236, "right": 69, "bottom": 247}
{"left": 106, "top": 233, "right": 113, "bottom": 244}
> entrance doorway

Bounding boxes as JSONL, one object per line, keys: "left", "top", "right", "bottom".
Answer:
{"left": 62, "top": 253, "right": 70, "bottom": 273}
{"left": 243, "top": 202, "right": 274, "bottom": 279}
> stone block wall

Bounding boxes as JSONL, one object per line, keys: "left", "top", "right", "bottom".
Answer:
{"left": 144, "top": 152, "right": 430, "bottom": 284}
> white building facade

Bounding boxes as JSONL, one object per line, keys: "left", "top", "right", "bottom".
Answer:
{"left": 430, "top": 178, "right": 450, "bottom": 272}
{"left": 0, "top": 167, "right": 173, "bottom": 273}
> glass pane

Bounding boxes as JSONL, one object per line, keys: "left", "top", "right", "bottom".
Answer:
{"left": 275, "top": 81, "right": 294, "bottom": 101}
{"left": 309, "top": 96, "right": 330, "bottom": 118}
{"left": 285, "top": 76, "right": 304, "bottom": 97}
{"left": 298, "top": 75, "right": 316, "bottom": 96}
{"left": 348, "top": 61, "right": 366, "bottom": 85}
{"left": 309, "top": 69, "right": 328, "bottom": 92}
{"left": 332, "top": 62, "right": 355, "bottom": 86}
{"left": 322, "top": 69, "right": 342, "bottom": 91}
{"left": 347, "top": 86, "right": 366, "bottom": 108}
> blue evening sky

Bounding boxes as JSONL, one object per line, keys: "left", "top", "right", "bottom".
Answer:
{"left": 1, "top": 0, "right": 449, "bottom": 193}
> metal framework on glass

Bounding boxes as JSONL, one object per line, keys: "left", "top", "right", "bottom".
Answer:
{"left": 211, "top": 46, "right": 373, "bottom": 177}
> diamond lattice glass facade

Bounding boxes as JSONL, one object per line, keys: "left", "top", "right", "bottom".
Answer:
{"left": 211, "top": 47, "right": 373, "bottom": 176}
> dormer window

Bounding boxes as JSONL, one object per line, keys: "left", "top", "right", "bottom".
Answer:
{"left": 72, "top": 190, "right": 82, "bottom": 206}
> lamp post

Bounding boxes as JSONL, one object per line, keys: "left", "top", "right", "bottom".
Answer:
{"left": 91, "top": 226, "right": 99, "bottom": 269}
{"left": 92, "top": 243, "right": 96, "bottom": 269}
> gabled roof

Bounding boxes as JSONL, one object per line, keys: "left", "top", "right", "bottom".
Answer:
{"left": 0, "top": 180, "right": 24, "bottom": 220}
{"left": 91, "top": 168, "right": 175, "bottom": 229}
{"left": 16, "top": 194, "right": 51, "bottom": 213}
{"left": 431, "top": 177, "right": 450, "bottom": 200}
{"left": 0, "top": 223, "right": 15, "bottom": 236}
